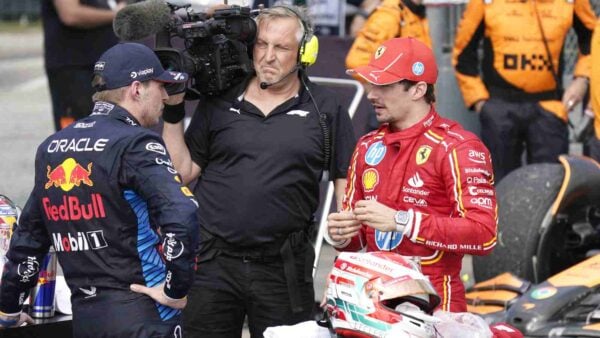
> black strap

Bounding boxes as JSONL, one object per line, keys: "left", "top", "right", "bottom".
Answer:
{"left": 532, "top": 0, "right": 563, "bottom": 97}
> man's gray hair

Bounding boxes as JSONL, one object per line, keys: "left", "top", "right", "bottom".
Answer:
{"left": 256, "top": 4, "right": 313, "bottom": 44}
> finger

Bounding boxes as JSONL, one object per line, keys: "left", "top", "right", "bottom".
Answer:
{"left": 130, "top": 284, "right": 151, "bottom": 295}
{"left": 170, "top": 298, "right": 187, "bottom": 310}
{"left": 22, "top": 314, "right": 33, "bottom": 325}
{"left": 319, "top": 292, "right": 327, "bottom": 308}
{"left": 354, "top": 213, "right": 369, "bottom": 222}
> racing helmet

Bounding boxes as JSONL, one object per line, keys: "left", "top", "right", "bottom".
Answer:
{"left": 0, "top": 195, "right": 20, "bottom": 255}
{"left": 325, "top": 251, "right": 441, "bottom": 338}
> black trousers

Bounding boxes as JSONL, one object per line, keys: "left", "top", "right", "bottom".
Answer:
{"left": 71, "top": 288, "right": 182, "bottom": 338}
{"left": 46, "top": 66, "right": 95, "bottom": 131}
{"left": 479, "top": 98, "right": 569, "bottom": 182}
{"left": 183, "top": 252, "right": 315, "bottom": 338}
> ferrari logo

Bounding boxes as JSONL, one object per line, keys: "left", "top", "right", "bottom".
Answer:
{"left": 374, "top": 46, "right": 386, "bottom": 59}
{"left": 416, "top": 145, "right": 432, "bottom": 165}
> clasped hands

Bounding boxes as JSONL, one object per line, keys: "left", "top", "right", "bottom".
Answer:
{"left": 327, "top": 200, "right": 403, "bottom": 243}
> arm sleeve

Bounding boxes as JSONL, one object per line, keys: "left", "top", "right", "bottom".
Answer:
{"left": 121, "top": 133, "right": 199, "bottom": 299}
{"left": 0, "top": 149, "right": 52, "bottom": 314}
{"left": 452, "top": 0, "right": 489, "bottom": 109}
{"left": 572, "top": 0, "right": 596, "bottom": 78}
{"left": 346, "top": 0, "right": 402, "bottom": 72}
{"left": 404, "top": 139, "right": 498, "bottom": 255}
{"left": 335, "top": 142, "right": 367, "bottom": 252}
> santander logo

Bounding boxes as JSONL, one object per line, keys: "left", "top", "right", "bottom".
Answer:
{"left": 408, "top": 173, "right": 424, "bottom": 188}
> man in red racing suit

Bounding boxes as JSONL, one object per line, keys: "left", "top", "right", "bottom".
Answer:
{"left": 328, "top": 37, "right": 498, "bottom": 312}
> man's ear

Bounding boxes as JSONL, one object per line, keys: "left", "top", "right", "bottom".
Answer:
{"left": 128, "top": 81, "right": 143, "bottom": 100}
{"left": 412, "top": 82, "right": 427, "bottom": 101}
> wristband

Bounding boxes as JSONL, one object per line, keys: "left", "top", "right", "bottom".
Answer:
{"left": 162, "top": 102, "right": 186, "bottom": 124}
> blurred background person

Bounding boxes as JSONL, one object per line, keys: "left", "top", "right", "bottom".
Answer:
{"left": 346, "top": 0, "right": 431, "bottom": 131}
{"left": 589, "top": 20, "right": 600, "bottom": 162}
{"left": 42, "top": 0, "right": 125, "bottom": 131}
{"left": 453, "top": 0, "right": 596, "bottom": 181}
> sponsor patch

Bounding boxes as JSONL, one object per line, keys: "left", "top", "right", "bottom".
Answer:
{"left": 91, "top": 102, "right": 114, "bottom": 116}
{"left": 181, "top": 186, "right": 193, "bottom": 197}
{"left": 416, "top": 145, "right": 432, "bottom": 165}
{"left": 43, "top": 194, "right": 106, "bottom": 221}
{"left": 365, "top": 141, "right": 386, "bottom": 166}
{"left": 470, "top": 196, "right": 493, "bottom": 209}
{"left": 374, "top": 46, "right": 386, "bottom": 59}
{"left": 163, "top": 233, "right": 185, "bottom": 261}
{"left": 403, "top": 195, "right": 428, "bottom": 207}
{"left": 412, "top": 62, "right": 425, "bottom": 76}
{"left": 94, "top": 62, "right": 105, "bottom": 71}
{"left": 17, "top": 256, "right": 39, "bottom": 283}
{"left": 286, "top": 110, "right": 310, "bottom": 117}
{"left": 464, "top": 167, "right": 492, "bottom": 176}
{"left": 52, "top": 230, "right": 108, "bottom": 252}
{"left": 47, "top": 138, "right": 108, "bottom": 153}
{"left": 45, "top": 158, "right": 94, "bottom": 192}
{"left": 362, "top": 168, "right": 379, "bottom": 192}
{"left": 374, "top": 230, "right": 403, "bottom": 250}
{"left": 146, "top": 142, "right": 166, "bottom": 155}
{"left": 74, "top": 122, "right": 96, "bottom": 129}
{"left": 466, "top": 176, "right": 488, "bottom": 184}
{"left": 408, "top": 172, "right": 424, "bottom": 188}
{"left": 468, "top": 149, "right": 486, "bottom": 164}
{"left": 467, "top": 186, "right": 494, "bottom": 196}
{"left": 530, "top": 287, "right": 557, "bottom": 300}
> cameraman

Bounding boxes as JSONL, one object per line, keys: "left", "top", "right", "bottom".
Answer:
{"left": 162, "top": 5, "right": 356, "bottom": 337}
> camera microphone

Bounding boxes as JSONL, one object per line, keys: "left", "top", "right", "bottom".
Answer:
{"left": 259, "top": 65, "right": 301, "bottom": 90}
{"left": 113, "top": 0, "right": 173, "bottom": 41}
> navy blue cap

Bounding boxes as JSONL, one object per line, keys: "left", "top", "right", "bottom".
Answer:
{"left": 93, "top": 42, "right": 188, "bottom": 91}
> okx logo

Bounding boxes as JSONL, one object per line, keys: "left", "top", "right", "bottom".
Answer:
{"left": 45, "top": 158, "right": 93, "bottom": 192}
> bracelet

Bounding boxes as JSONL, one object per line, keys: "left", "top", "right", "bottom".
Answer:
{"left": 162, "top": 102, "right": 186, "bottom": 124}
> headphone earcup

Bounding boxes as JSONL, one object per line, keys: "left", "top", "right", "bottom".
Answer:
{"left": 299, "top": 35, "right": 319, "bottom": 67}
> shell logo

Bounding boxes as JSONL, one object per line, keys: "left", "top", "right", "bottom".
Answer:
{"left": 362, "top": 168, "right": 379, "bottom": 192}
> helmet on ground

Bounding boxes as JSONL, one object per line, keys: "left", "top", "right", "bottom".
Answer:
{"left": 325, "top": 251, "right": 441, "bottom": 338}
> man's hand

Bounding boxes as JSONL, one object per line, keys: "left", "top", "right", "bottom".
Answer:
{"left": 165, "top": 92, "right": 185, "bottom": 106}
{"left": 473, "top": 100, "right": 487, "bottom": 114}
{"left": 0, "top": 311, "right": 33, "bottom": 329}
{"left": 327, "top": 211, "right": 361, "bottom": 243}
{"left": 353, "top": 200, "right": 397, "bottom": 232}
{"left": 130, "top": 283, "right": 187, "bottom": 310}
{"left": 562, "top": 77, "right": 589, "bottom": 111}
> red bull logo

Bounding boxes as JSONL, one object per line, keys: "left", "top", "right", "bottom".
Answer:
{"left": 45, "top": 158, "right": 93, "bottom": 191}
{"left": 42, "top": 194, "right": 106, "bottom": 221}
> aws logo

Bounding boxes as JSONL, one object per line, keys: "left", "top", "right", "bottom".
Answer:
{"left": 45, "top": 158, "right": 93, "bottom": 192}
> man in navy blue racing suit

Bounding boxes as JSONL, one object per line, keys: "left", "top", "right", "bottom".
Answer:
{"left": 0, "top": 42, "right": 199, "bottom": 338}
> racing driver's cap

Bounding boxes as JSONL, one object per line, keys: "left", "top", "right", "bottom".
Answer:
{"left": 93, "top": 42, "right": 188, "bottom": 91}
{"left": 347, "top": 37, "right": 437, "bottom": 86}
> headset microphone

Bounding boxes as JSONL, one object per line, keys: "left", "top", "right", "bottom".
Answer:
{"left": 259, "top": 65, "right": 301, "bottom": 90}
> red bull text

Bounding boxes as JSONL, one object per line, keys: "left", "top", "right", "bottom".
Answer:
{"left": 29, "top": 250, "right": 57, "bottom": 318}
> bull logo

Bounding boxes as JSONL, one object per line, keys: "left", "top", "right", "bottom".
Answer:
{"left": 45, "top": 158, "right": 93, "bottom": 192}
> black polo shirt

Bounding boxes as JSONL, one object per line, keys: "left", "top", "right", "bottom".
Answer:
{"left": 185, "top": 76, "right": 356, "bottom": 247}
